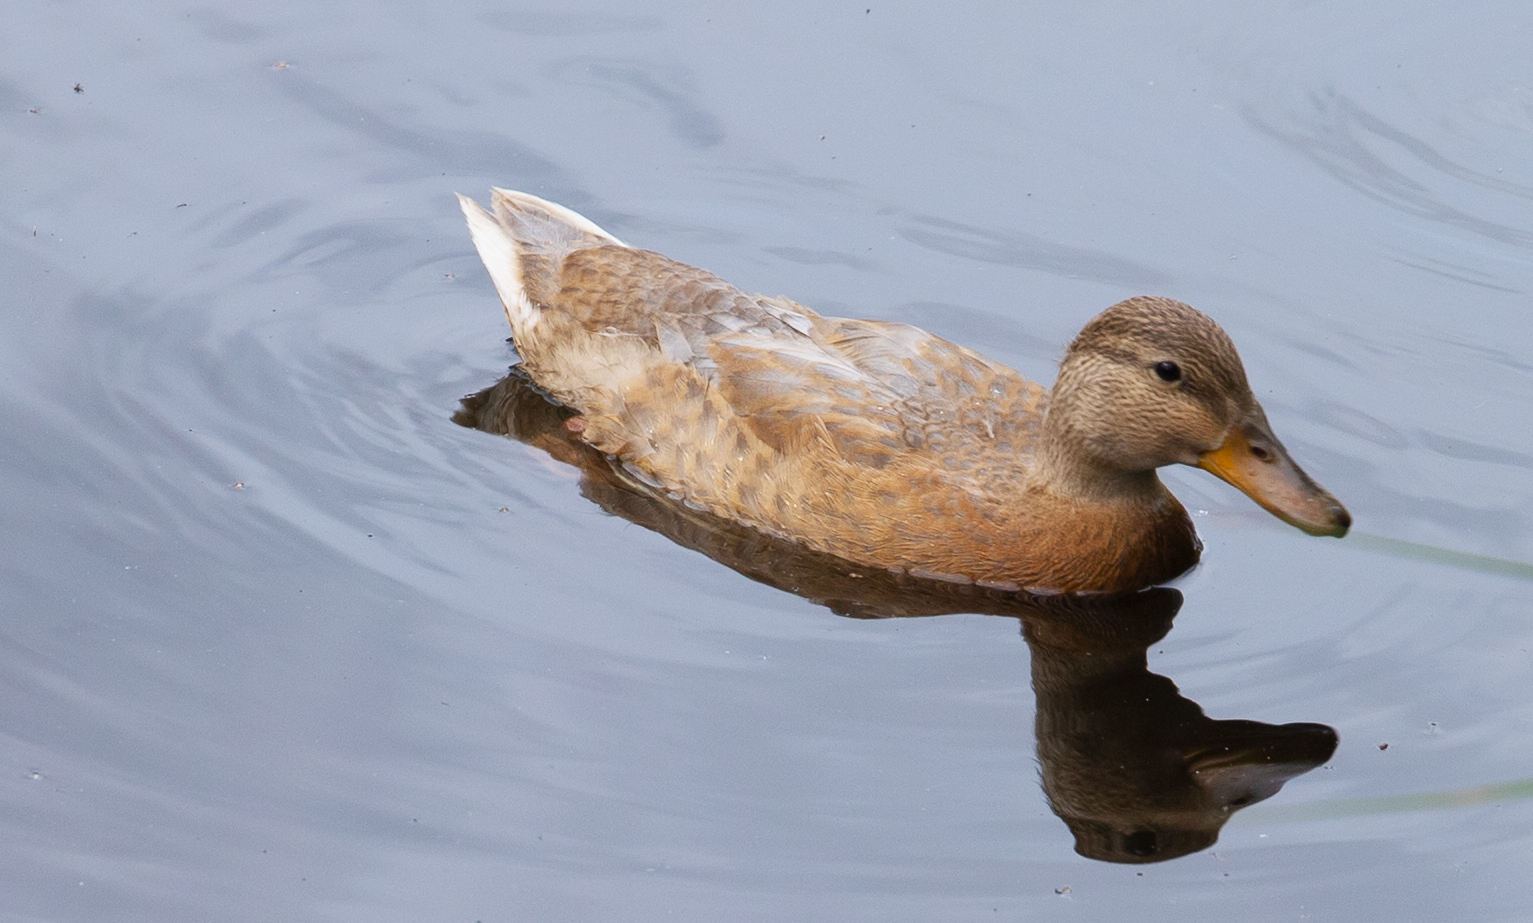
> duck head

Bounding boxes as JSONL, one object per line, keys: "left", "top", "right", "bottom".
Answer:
{"left": 1042, "top": 296, "right": 1350, "bottom": 537}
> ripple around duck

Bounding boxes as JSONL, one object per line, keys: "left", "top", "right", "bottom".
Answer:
{"left": 1246, "top": 92, "right": 1533, "bottom": 251}
{"left": 1, "top": 208, "right": 1368, "bottom": 907}
{"left": 5, "top": 2, "right": 1533, "bottom": 908}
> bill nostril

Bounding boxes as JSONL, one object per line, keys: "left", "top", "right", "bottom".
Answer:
{"left": 1249, "top": 444, "right": 1272, "bottom": 462}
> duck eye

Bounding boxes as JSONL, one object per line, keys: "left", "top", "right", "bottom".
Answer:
{"left": 1153, "top": 361, "right": 1182, "bottom": 383}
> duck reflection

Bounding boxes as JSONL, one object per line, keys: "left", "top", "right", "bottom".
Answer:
{"left": 455, "top": 369, "right": 1338, "bottom": 864}
{"left": 1021, "top": 598, "right": 1336, "bottom": 862}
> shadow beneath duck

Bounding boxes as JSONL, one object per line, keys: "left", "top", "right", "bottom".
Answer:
{"left": 455, "top": 369, "right": 1339, "bottom": 864}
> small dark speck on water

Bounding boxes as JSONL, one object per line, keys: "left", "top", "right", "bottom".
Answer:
{"left": 73, "top": 83, "right": 83, "bottom": 93}
{"left": 1379, "top": 742, "right": 1389, "bottom": 750}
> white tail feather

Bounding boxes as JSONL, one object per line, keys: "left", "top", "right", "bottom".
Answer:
{"left": 489, "top": 187, "right": 626, "bottom": 247}
{"left": 457, "top": 192, "right": 540, "bottom": 332}
{"left": 458, "top": 190, "right": 630, "bottom": 334}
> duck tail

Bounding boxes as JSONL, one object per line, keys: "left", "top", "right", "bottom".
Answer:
{"left": 456, "top": 188, "right": 626, "bottom": 335}
{"left": 489, "top": 188, "right": 625, "bottom": 248}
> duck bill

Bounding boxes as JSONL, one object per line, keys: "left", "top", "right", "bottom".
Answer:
{"left": 1196, "top": 414, "right": 1351, "bottom": 537}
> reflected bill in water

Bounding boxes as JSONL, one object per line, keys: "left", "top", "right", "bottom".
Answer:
{"left": 455, "top": 370, "right": 1338, "bottom": 864}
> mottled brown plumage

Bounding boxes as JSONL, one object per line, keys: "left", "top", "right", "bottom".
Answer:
{"left": 458, "top": 188, "right": 1349, "bottom": 593}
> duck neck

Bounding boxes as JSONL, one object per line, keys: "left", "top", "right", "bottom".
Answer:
{"left": 1038, "top": 383, "right": 1164, "bottom": 505}
{"left": 1037, "top": 441, "right": 1164, "bottom": 504}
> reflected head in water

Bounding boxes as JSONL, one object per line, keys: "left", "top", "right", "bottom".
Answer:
{"left": 457, "top": 188, "right": 1349, "bottom": 594}
{"left": 455, "top": 370, "right": 1338, "bottom": 864}
{"left": 1024, "top": 593, "right": 1338, "bottom": 863}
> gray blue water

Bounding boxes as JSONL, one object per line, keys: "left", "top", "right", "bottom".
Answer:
{"left": 4, "top": 2, "right": 1533, "bottom": 920}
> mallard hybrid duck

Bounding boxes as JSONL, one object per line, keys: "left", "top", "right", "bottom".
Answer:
{"left": 458, "top": 188, "right": 1349, "bottom": 593}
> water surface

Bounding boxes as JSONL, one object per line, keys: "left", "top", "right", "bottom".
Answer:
{"left": 4, "top": 2, "right": 1533, "bottom": 920}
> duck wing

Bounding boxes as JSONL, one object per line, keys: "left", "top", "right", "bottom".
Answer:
{"left": 459, "top": 188, "right": 1044, "bottom": 478}
{"left": 713, "top": 312, "right": 1047, "bottom": 471}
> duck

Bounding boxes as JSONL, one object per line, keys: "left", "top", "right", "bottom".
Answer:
{"left": 457, "top": 188, "right": 1349, "bottom": 594}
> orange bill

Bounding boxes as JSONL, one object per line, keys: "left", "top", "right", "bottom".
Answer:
{"left": 1196, "top": 413, "right": 1350, "bottom": 537}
